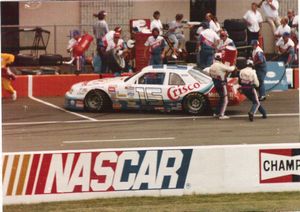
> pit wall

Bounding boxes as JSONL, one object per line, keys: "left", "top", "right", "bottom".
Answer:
{"left": 3, "top": 143, "right": 300, "bottom": 205}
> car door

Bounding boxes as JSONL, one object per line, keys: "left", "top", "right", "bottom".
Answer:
{"left": 132, "top": 72, "right": 166, "bottom": 108}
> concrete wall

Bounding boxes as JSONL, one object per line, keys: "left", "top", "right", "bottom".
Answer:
{"left": 19, "top": 1, "right": 80, "bottom": 56}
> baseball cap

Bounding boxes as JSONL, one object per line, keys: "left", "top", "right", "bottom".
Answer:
{"left": 94, "top": 10, "right": 107, "bottom": 18}
{"left": 114, "top": 26, "right": 122, "bottom": 33}
{"left": 283, "top": 32, "right": 290, "bottom": 37}
{"left": 72, "top": 30, "right": 80, "bottom": 37}
{"left": 250, "top": 40, "right": 259, "bottom": 46}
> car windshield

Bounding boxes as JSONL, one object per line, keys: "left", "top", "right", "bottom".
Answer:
{"left": 188, "top": 69, "right": 211, "bottom": 84}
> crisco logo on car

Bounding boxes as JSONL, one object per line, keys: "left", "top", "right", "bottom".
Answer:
{"left": 167, "top": 83, "right": 201, "bottom": 101}
{"left": 5, "top": 149, "right": 192, "bottom": 195}
{"left": 259, "top": 149, "right": 300, "bottom": 183}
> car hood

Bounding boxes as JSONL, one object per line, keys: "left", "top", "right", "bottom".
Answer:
{"left": 73, "top": 76, "right": 127, "bottom": 89}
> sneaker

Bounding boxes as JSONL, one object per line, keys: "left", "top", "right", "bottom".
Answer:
{"left": 172, "top": 54, "right": 177, "bottom": 59}
{"left": 262, "top": 114, "right": 267, "bottom": 119}
{"left": 219, "top": 115, "right": 230, "bottom": 120}
{"left": 259, "top": 96, "right": 266, "bottom": 101}
{"left": 12, "top": 91, "right": 17, "bottom": 101}
{"left": 213, "top": 113, "right": 219, "bottom": 118}
{"left": 248, "top": 112, "right": 254, "bottom": 122}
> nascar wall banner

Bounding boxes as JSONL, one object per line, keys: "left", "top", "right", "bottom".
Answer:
{"left": 265, "top": 62, "right": 288, "bottom": 92}
{"left": 3, "top": 144, "right": 300, "bottom": 205}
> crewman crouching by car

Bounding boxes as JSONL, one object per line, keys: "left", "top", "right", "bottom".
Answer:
{"left": 239, "top": 61, "right": 267, "bottom": 121}
{"left": 1, "top": 53, "right": 17, "bottom": 101}
{"left": 67, "top": 30, "right": 85, "bottom": 74}
{"left": 208, "top": 55, "right": 235, "bottom": 120}
{"left": 144, "top": 28, "right": 166, "bottom": 65}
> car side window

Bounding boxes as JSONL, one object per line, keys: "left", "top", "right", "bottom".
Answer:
{"left": 169, "top": 73, "right": 185, "bottom": 85}
{"left": 138, "top": 72, "right": 165, "bottom": 85}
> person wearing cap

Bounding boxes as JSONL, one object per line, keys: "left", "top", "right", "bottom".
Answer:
{"left": 243, "top": 3, "right": 263, "bottom": 49}
{"left": 1, "top": 53, "right": 17, "bottom": 101}
{"left": 251, "top": 39, "right": 267, "bottom": 101}
{"left": 67, "top": 30, "right": 81, "bottom": 53}
{"left": 103, "top": 26, "right": 122, "bottom": 44}
{"left": 144, "top": 28, "right": 166, "bottom": 65}
{"left": 208, "top": 56, "right": 236, "bottom": 120}
{"left": 104, "top": 32, "right": 125, "bottom": 52}
{"left": 258, "top": 0, "right": 280, "bottom": 35}
{"left": 217, "top": 30, "right": 235, "bottom": 52}
{"left": 238, "top": 62, "right": 267, "bottom": 121}
{"left": 93, "top": 10, "right": 109, "bottom": 47}
{"left": 276, "top": 32, "right": 295, "bottom": 67}
{"left": 151, "top": 11, "right": 163, "bottom": 35}
{"left": 275, "top": 17, "right": 291, "bottom": 39}
{"left": 197, "top": 22, "right": 220, "bottom": 69}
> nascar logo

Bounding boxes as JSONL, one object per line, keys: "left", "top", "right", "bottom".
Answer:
{"left": 259, "top": 149, "right": 300, "bottom": 183}
{"left": 2, "top": 149, "right": 192, "bottom": 196}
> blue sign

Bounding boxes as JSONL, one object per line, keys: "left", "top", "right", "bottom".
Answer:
{"left": 265, "top": 62, "right": 288, "bottom": 92}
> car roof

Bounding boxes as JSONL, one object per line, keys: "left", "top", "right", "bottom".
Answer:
{"left": 142, "top": 65, "right": 193, "bottom": 73}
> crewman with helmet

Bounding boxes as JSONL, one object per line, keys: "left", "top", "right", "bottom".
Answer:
{"left": 239, "top": 61, "right": 267, "bottom": 121}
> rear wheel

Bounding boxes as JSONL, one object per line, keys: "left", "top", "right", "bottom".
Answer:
{"left": 183, "top": 93, "right": 207, "bottom": 115}
{"left": 84, "top": 90, "right": 111, "bottom": 112}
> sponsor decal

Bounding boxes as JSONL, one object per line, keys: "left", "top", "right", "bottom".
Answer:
{"left": 2, "top": 149, "right": 192, "bottom": 196}
{"left": 75, "top": 100, "right": 84, "bottom": 108}
{"left": 108, "top": 86, "right": 116, "bottom": 93}
{"left": 167, "top": 83, "right": 201, "bottom": 101}
{"left": 259, "top": 149, "right": 300, "bottom": 183}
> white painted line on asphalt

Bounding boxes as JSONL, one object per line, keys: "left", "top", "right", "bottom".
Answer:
{"left": 27, "top": 75, "right": 97, "bottom": 122}
{"left": 3, "top": 113, "right": 299, "bottom": 126}
{"left": 63, "top": 137, "right": 176, "bottom": 144}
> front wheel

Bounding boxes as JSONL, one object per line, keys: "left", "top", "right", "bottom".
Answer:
{"left": 84, "top": 90, "right": 111, "bottom": 112}
{"left": 182, "top": 93, "right": 207, "bottom": 115}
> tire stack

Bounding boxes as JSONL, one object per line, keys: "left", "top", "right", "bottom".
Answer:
{"left": 224, "top": 19, "right": 248, "bottom": 57}
{"left": 134, "top": 32, "right": 151, "bottom": 72}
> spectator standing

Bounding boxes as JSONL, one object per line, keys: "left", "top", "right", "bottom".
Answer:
{"left": 287, "top": 9, "right": 295, "bottom": 27}
{"left": 151, "top": 11, "right": 163, "bottom": 35}
{"left": 258, "top": 0, "right": 280, "bottom": 34}
{"left": 1, "top": 53, "right": 17, "bottom": 101}
{"left": 239, "top": 64, "right": 267, "bottom": 121}
{"left": 205, "top": 13, "right": 221, "bottom": 34}
{"left": 197, "top": 22, "right": 220, "bottom": 69}
{"left": 144, "top": 28, "right": 166, "bottom": 65}
{"left": 276, "top": 32, "right": 295, "bottom": 67}
{"left": 275, "top": 17, "right": 291, "bottom": 39}
{"left": 243, "top": 3, "right": 263, "bottom": 46}
{"left": 251, "top": 40, "right": 267, "bottom": 101}
{"left": 208, "top": 56, "right": 236, "bottom": 120}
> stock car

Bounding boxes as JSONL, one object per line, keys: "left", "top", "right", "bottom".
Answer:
{"left": 65, "top": 65, "right": 245, "bottom": 115}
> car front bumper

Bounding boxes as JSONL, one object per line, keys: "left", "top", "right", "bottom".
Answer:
{"left": 64, "top": 92, "right": 85, "bottom": 111}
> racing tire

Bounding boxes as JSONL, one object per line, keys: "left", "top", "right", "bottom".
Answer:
{"left": 228, "top": 30, "right": 247, "bottom": 42}
{"left": 105, "top": 49, "right": 125, "bottom": 73}
{"left": 183, "top": 92, "right": 207, "bottom": 115}
{"left": 39, "top": 54, "right": 63, "bottom": 66}
{"left": 14, "top": 54, "right": 39, "bottom": 66}
{"left": 224, "top": 19, "right": 247, "bottom": 31}
{"left": 84, "top": 90, "right": 112, "bottom": 112}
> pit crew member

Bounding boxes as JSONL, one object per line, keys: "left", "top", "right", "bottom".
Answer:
{"left": 144, "top": 28, "right": 166, "bottom": 65}
{"left": 275, "top": 32, "right": 295, "bottom": 68}
{"left": 217, "top": 30, "right": 235, "bottom": 52}
{"left": 208, "top": 55, "right": 235, "bottom": 119}
{"left": 1, "top": 53, "right": 17, "bottom": 101}
{"left": 239, "top": 62, "right": 267, "bottom": 121}
{"left": 251, "top": 39, "right": 267, "bottom": 101}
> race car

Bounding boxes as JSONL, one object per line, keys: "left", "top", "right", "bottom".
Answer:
{"left": 65, "top": 65, "right": 245, "bottom": 115}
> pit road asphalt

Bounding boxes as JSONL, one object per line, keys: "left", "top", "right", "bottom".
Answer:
{"left": 2, "top": 90, "right": 299, "bottom": 152}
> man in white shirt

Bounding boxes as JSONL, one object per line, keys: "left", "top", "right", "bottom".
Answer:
{"left": 239, "top": 63, "right": 267, "bottom": 121}
{"left": 276, "top": 32, "right": 295, "bottom": 67}
{"left": 275, "top": 17, "right": 291, "bottom": 39}
{"left": 144, "top": 28, "right": 166, "bottom": 65}
{"left": 198, "top": 22, "right": 220, "bottom": 69}
{"left": 243, "top": 3, "right": 263, "bottom": 46}
{"left": 150, "top": 11, "right": 163, "bottom": 35}
{"left": 208, "top": 56, "right": 236, "bottom": 120}
{"left": 217, "top": 30, "right": 235, "bottom": 52}
{"left": 258, "top": 0, "right": 280, "bottom": 34}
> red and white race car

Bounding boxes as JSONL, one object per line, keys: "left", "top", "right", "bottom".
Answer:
{"left": 65, "top": 65, "right": 245, "bottom": 115}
